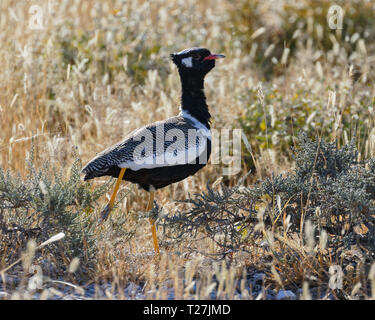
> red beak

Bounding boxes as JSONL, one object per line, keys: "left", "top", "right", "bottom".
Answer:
{"left": 203, "top": 54, "right": 226, "bottom": 61}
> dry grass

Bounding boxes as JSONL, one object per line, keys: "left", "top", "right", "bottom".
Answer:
{"left": 1, "top": 0, "right": 375, "bottom": 300}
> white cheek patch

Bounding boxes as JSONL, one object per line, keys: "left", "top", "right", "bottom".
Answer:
{"left": 181, "top": 57, "right": 193, "bottom": 68}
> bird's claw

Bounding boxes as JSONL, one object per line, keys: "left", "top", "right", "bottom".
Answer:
{"left": 98, "top": 204, "right": 112, "bottom": 225}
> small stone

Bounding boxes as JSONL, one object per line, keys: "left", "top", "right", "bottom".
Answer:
{"left": 253, "top": 273, "right": 266, "bottom": 284}
{"left": 276, "top": 290, "right": 296, "bottom": 300}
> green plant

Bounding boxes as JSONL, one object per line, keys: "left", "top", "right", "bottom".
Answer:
{"left": 164, "top": 133, "right": 373, "bottom": 258}
{"left": 161, "top": 132, "right": 375, "bottom": 295}
{"left": 0, "top": 145, "right": 110, "bottom": 274}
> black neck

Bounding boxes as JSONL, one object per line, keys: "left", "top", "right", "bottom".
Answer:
{"left": 179, "top": 72, "right": 211, "bottom": 128}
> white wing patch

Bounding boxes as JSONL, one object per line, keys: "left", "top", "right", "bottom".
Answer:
{"left": 119, "top": 140, "right": 209, "bottom": 170}
{"left": 181, "top": 57, "right": 193, "bottom": 68}
{"left": 179, "top": 110, "right": 211, "bottom": 140}
{"left": 114, "top": 113, "right": 211, "bottom": 171}
{"left": 118, "top": 128, "right": 209, "bottom": 171}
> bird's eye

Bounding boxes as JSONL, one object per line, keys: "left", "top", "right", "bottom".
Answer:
{"left": 191, "top": 53, "right": 201, "bottom": 60}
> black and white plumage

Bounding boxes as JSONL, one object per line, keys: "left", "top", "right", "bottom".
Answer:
{"left": 82, "top": 47, "right": 225, "bottom": 191}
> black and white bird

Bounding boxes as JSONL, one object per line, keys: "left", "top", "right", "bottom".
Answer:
{"left": 82, "top": 47, "right": 225, "bottom": 253}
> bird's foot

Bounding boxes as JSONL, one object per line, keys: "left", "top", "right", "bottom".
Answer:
{"left": 98, "top": 204, "right": 112, "bottom": 225}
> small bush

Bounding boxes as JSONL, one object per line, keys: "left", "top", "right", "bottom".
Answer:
{"left": 0, "top": 145, "right": 110, "bottom": 275}
{"left": 161, "top": 132, "right": 375, "bottom": 294}
{"left": 258, "top": 131, "right": 375, "bottom": 238}
{"left": 164, "top": 132, "right": 375, "bottom": 249}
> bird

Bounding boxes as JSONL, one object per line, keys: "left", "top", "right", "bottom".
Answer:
{"left": 81, "top": 47, "right": 225, "bottom": 254}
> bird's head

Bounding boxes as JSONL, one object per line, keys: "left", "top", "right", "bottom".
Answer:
{"left": 170, "top": 47, "right": 225, "bottom": 77}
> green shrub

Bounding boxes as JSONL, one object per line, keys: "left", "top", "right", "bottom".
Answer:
{"left": 0, "top": 145, "right": 110, "bottom": 274}
{"left": 162, "top": 132, "right": 375, "bottom": 254}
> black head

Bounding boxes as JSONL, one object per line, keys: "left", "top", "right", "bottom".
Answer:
{"left": 170, "top": 47, "right": 225, "bottom": 77}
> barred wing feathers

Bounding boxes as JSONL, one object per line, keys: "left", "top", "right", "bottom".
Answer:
{"left": 82, "top": 116, "right": 210, "bottom": 180}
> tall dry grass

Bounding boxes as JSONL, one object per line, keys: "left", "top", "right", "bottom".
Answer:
{"left": 1, "top": 0, "right": 375, "bottom": 300}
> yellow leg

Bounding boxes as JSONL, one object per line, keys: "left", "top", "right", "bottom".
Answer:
{"left": 147, "top": 191, "right": 159, "bottom": 254}
{"left": 99, "top": 168, "right": 126, "bottom": 224}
